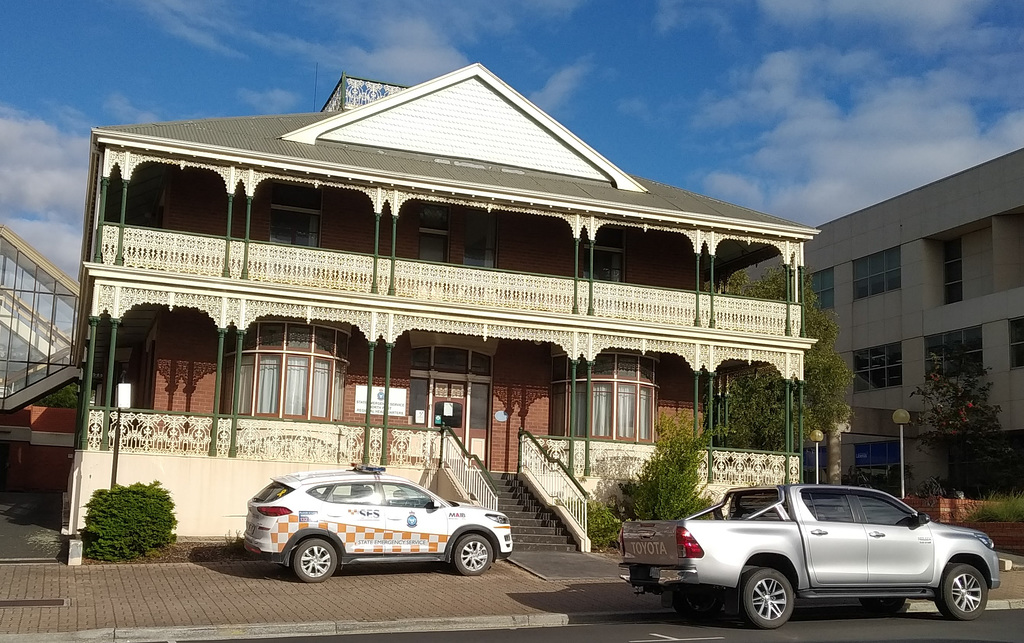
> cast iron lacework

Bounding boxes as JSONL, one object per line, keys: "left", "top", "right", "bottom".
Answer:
{"left": 322, "top": 76, "right": 407, "bottom": 111}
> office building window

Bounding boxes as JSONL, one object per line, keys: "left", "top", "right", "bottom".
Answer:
{"left": 925, "top": 326, "right": 982, "bottom": 374}
{"left": 419, "top": 204, "right": 449, "bottom": 262}
{"left": 270, "top": 183, "right": 321, "bottom": 247}
{"left": 811, "top": 268, "right": 834, "bottom": 309}
{"left": 463, "top": 210, "right": 496, "bottom": 268}
{"left": 1011, "top": 318, "right": 1024, "bottom": 369}
{"left": 853, "top": 246, "right": 900, "bottom": 299}
{"left": 584, "top": 228, "right": 624, "bottom": 282}
{"left": 853, "top": 342, "right": 902, "bottom": 391}
{"left": 944, "top": 239, "right": 962, "bottom": 304}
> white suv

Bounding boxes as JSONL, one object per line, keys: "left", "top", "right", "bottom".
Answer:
{"left": 244, "top": 465, "right": 513, "bottom": 582}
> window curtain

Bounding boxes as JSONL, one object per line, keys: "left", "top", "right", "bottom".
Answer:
{"left": 256, "top": 355, "right": 281, "bottom": 414}
{"left": 311, "top": 359, "right": 330, "bottom": 418}
{"left": 639, "top": 387, "right": 653, "bottom": 440}
{"left": 592, "top": 383, "right": 612, "bottom": 437}
{"left": 284, "top": 356, "right": 309, "bottom": 416}
{"left": 617, "top": 384, "right": 636, "bottom": 438}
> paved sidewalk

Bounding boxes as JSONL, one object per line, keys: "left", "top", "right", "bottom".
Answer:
{"left": 0, "top": 557, "right": 1021, "bottom": 642}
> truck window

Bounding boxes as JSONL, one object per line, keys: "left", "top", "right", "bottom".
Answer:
{"left": 802, "top": 491, "right": 855, "bottom": 523}
{"left": 857, "top": 494, "right": 915, "bottom": 526}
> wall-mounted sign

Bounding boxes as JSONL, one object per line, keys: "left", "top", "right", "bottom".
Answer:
{"left": 354, "top": 386, "right": 408, "bottom": 416}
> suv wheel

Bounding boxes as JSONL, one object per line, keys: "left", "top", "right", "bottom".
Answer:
{"left": 292, "top": 538, "right": 338, "bottom": 583}
{"left": 452, "top": 533, "right": 493, "bottom": 576}
{"left": 740, "top": 567, "right": 794, "bottom": 629}
{"left": 936, "top": 563, "right": 987, "bottom": 620}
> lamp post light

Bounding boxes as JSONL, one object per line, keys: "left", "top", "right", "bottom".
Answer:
{"left": 809, "top": 429, "right": 824, "bottom": 484}
{"left": 892, "top": 408, "right": 910, "bottom": 498}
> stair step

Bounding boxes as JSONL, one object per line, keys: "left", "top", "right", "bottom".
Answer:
{"left": 513, "top": 533, "right": 575, "bottom": 545}
{"left": 512, "top": 542, "right": 577, "bottom": 552}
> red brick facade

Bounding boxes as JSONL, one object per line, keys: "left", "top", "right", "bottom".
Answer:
{"left": 1, "top": 406, "right": 75, "bottom": 492}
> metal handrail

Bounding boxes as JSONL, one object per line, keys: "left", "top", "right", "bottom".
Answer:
{"left": 518, "top": 430, "right": 588, "bottom": 532}
{"left": 439, "top": 428, "right": 497, "bottom": 510}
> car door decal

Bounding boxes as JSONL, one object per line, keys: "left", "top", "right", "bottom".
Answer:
{"left": 270, "top": 514, "right": 449, "bottom": 553}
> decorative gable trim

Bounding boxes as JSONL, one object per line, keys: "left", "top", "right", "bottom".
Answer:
{"left": 282, "top": 63, "right": 647, "bottom": 193}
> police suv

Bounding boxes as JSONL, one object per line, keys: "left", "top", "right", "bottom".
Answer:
{"left": 244, "top": 465, "right": 513, "bottom": 582}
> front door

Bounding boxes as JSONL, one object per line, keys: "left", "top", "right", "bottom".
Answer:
{"left": 433, "top": 380, "right": 487, "bottom": 460}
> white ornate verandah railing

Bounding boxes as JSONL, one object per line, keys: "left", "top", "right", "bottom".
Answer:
{"left": 100, "top": 225, "right": 802, "bottom": 338}
{"left": 535, "top": 434, "right": 799, "bottom": 488}
{"left": 86, "top": 409, "right": 441, "bottom": 469}
{"left": 441, "top": 429, "right": 498, "bottom": 510}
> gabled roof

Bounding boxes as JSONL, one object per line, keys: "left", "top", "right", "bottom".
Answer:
{"left": 93, "top": 66, "right": 816, "bottom": 238}
{"left": 282, "top": 64, "right": 647, "bottom": 193}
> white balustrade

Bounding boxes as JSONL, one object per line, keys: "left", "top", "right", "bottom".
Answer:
{"left": 709, "top": 449, "right": 790, "bottom": 486}
{"left": 102, "top": 225, "right": 226, "bottom": 277}
{"left": 519, "top": 436, "right": 587, "bottom": 533}
{"left": 389, "top": 260, "right": 576, "bottom": 314}
{"left": 441, "top": 432, "right": 497, "bottom": 510}
{"left": 388, "top": 427, "right": 441, "bottom": 469}
{"left": 239, "top": 241, "right": 376, "bottom": 292}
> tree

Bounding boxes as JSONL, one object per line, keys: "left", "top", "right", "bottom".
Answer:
{"left": 36, "top": 383, "right": 79, "bottom": 408}
{"left": 720, "top": 267, "right": 852, "bottom": 482}
{"left": 627, "top": 412, "right": 711, "bottom": 520}
{"left": 912, "top": 346, "right": 1015, "bottom": 496}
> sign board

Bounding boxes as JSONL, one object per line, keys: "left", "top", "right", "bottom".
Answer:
{"left": 353, "top": 386, "right": 407, "bottom": 416}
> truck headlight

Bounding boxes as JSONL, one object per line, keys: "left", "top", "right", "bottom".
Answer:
{"left": 973, "top": 533, "right": 994, "bottom": 550}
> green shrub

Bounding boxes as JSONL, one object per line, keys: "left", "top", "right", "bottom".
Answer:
{"left": 965, "top": 492, "right": 1024, "bottom": 522}
{"left": 629, "top": 413, "right": 711, "bottom": 520}
{"left": 587, "top": 501, "right": 622, "bottom": 550}
{"left": 82, "top": 481, "right": 178, "bottom": 561}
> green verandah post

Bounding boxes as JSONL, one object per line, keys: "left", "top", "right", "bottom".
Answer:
{"left": 363, "top": 340, "right": 377, "bottom": 464}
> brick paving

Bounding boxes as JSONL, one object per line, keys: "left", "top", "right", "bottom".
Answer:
{"left": 0, "top": 560, "right": 661, "bottom": 637}
{"left": 0, "top": 559, "right": 1021, "bottom": 639}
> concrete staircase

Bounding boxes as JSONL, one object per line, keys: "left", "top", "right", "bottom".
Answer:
{"left": 494, "top": 473, "right": 577, "bottom": 552}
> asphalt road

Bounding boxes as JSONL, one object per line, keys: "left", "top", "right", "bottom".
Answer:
{"left": 193, "top": 608, "right": 1024, "bottom": 643}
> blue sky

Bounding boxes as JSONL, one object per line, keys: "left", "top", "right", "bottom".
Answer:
{"left": 2, "top": 0, "right": 1024, "bottom": 278}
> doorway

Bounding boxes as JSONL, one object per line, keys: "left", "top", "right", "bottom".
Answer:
{"left": 0, "top": 443, "right": 8, "bottom": 492}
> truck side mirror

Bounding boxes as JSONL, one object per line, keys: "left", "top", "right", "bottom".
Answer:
{"left": 916, "top": 512, "right": 930, "bottom": 526}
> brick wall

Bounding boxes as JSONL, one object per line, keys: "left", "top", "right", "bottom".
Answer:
{"left": 150, "top": 309, "right": 220, "bottom": 413}
{"left": 902, "top": 496, "right": 986, "bottom": 523}
{"left": 953, "top": 522, "right": 1024, "bottom": 555}
{"left": 1, "top": 406, "right": 75, "bottom": 492}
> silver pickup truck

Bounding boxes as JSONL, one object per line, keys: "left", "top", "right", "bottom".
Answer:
{"left": 620, "top": 484, "right": 1000, "bottom": 629}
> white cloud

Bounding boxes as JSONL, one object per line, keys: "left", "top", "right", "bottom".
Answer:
{"left": 528, "top": 61, "right": 592, "bottom": 116}
{"left": 103, "top": 93, "right": 161, "bottom": 125}
{"left": 130, "top": 0, "right": 245, "bottom": 57}
{"left": 237, "top": 88, "right": 300, "bottom": 114}
{"left": 0, "top": 104, "right": 88, "bottom": 277}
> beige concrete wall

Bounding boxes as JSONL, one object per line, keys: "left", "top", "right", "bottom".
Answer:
{"left": 67, "top": 451, "right": 439, "bottom": 538}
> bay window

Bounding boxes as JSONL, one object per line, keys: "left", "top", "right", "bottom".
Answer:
{"left": 550, "top": 352, "right": 656, "bottom": 441}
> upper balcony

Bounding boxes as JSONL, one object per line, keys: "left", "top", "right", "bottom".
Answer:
{"left": 96, "top": 224, "right": 802, "bottom": 338}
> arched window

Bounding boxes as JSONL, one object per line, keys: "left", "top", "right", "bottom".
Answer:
{"left": 227, "top": 322, "right": 349, "bottom": 421}
{"left": 550, "top": 353, "right": 656, "bottom": 442}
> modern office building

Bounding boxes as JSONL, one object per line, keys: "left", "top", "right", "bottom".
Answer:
{"left": 805, "top": 147, "right": 1024, "bottom": 492}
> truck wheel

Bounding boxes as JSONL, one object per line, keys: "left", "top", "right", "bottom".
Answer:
{"left": 672, "top": 590, "right": 723, "bottom": 619}
{"left": 452, "top": 533, "right": 493, "bottom": 576}
{"left": 740, "top": 567, "right": 794, "bottom": 629}
{"left": 859, "top": 597, "right": 907, "bottom": 614}
{"left": 935, "top": 563, "right": 987, "bottom": 620}
{"left": 292, "top": 538, "right": 338, "bottom": 583}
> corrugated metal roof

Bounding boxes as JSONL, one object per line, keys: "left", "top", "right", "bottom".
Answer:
{"left": 98, "top": 113, "right": 812, "bottom": 232}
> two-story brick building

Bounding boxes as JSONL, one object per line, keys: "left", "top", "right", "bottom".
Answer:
{"left": 68, "top": 64, "right": 816, "bottom": 536}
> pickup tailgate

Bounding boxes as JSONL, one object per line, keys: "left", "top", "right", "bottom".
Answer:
{"left": 621, "top": 521, "right": 681, "bottom": 566}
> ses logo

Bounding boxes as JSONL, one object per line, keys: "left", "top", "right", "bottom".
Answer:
{"left": 348, "top": 508, "right": 381, "bottom": 519}
{"left": 406, "top": 513, "right": 418, "bottom": 528}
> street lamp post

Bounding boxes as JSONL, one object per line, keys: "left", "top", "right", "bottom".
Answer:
{"left": 893, "top": 408, "right": 910, "bottom": 498}
{"left": 809, "top": 429, "right": 824, "bottom": 484}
